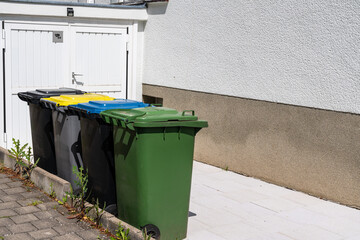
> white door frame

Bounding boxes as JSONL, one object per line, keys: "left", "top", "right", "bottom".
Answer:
{"left": 0, "top": 22, "right": 5, "bottom": 148}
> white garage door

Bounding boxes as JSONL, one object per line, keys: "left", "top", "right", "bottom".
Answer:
{"left": 1, "top": 22, "right": 129, "bottom": 148}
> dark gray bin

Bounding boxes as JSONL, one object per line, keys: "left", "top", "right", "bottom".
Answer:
{"left": 40, "top": 100, "right": 83, "bottom": 193}
{"left": 52, "top": 109, "right": 83, "bottom": 192}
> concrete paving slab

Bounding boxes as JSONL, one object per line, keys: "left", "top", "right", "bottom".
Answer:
{"left": 33, "top": 210, "right": 57, "bottom": 220}
{"left": 76, "top": 229, "right": 105, "bottom": 239}
{"left": 0, "top": 209, "right": 18, "bottom": 217}
{"left": 246, "top": 233, "right": 294, "bottom": 240}
{"left": 53, "top": 233, "right": 83, "bottom": 240}
{"left": 3, "top": 186, "right": 27, "bottom": 195}
{"left": 0, "top": 178, "right": 13, "bottom": 184}
{"left": 186, "top": 161, "right": 360, "bottom": 240}
{"left": 210, "top": 222, "right": 266, "bottom": 240}
{"left": 345, "top": 235, "right": 360, "bottom": 240}
{"left": 0, "top": 201, "right": 21, "bottom": 210}
{"left": 279, "top": 224, "right": 343, "bottom": 240}
{"left": 16, "top": 198, "right": 44, "bottom": 207}
{"left": 0, "top": 184, "right": 10, "bottom": 190}
{"left": 11, "top": 213, "right": 38, "bottom": 224}
{"left": 0, "top": 226, "right": 11, "bottom": 236}
{"left": 28, "top": 228, "right": 59, "bottom": 239}
{"left": 8, "top": 223, "right": 37, "bottom": 234}
{"left": 31, "top": 218, "right": 59, "bottom": 230}
{"left": 252, "top": 197, "right": 304, "bottom": 212}
{"left": 14, "top": 205, "right": 41, "bottom": 215}
{"left": 0, "top": 218, "right": 14, "bottom": 227}
{"left": 5, "top": 232, "right": 34, "bottom": 240}
{"left": 53, "top": 223, "right": 86, "bottom": 235}
{"left": 0, "top": 193, "right": 25, "bottom": 202}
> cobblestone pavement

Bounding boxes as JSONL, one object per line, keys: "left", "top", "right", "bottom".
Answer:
{"left": 0, "top": 172, "right": 110, "bottom": 240}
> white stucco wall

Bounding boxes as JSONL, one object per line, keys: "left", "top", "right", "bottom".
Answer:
{"left": 143, "top": 1, "right": 360, "bottom": 114}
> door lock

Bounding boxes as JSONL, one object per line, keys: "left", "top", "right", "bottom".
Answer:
{"left": 72, "top": 72, "right": 84, "bottom": 86}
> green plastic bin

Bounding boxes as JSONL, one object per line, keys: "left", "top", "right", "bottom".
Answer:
{"left": 100, "top": 107, "right": 207, "bottom": 240}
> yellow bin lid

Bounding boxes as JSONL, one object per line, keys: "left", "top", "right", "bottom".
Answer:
{"left": 41, "top": 93, "right": 115, "bottom": 106}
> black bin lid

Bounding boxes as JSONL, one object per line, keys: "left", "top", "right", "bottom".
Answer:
{"left": 18, "top": 88, "right": 84, "bottom": 104}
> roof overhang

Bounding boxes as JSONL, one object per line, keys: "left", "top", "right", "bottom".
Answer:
{"left": 0, "top": 0, "right": 148, "bottom": 21}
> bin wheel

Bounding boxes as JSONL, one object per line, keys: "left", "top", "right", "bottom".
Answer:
{"left": 104, "top": 204, "right": 117, "bottom": 217}
{"left": 141, "top": 224, "right": 160, "bottom": 240}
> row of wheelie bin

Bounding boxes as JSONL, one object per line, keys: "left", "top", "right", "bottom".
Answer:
{"left": 18, "top": 88, "right": 208, "bottom": 240}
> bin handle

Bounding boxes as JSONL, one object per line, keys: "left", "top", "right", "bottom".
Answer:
{"left": 182, "top": 110, "right": 195, "bottom": 116}
{"left": 115, "top": 116, "right": 130, "bottom": 123}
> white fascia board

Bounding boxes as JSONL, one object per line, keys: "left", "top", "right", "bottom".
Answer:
{"left": 0, "top": 1, "right": 148, "bottom": 21}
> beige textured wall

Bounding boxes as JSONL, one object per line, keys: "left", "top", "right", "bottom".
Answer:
{"left": 143, "top": 84, "right": 360, "bottom": 208}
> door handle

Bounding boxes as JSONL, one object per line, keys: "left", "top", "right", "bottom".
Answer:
{"left": 72, "top": 72, "right": 84, "bottom": 86}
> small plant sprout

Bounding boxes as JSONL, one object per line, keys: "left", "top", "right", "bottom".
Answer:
{"left": 49, "top": 182, "right": 56, "bottom": 198}
{"left": 65, "top": 185, "right": 76, "bottom": 208}
{"left": 58, "top": 194, "right": 68, "bottom": 205}
{"left": 73, "top": 165, "right": 89, "bottom": 215}
{"left": 115, "top": 223, "right": 130, "bottom": 240}
{"left": 143, "top": 228, "right": 152, "bottom": 240}
{"left": 92, "top": 198, "right": 106, "bottom": 226}
{"left": 109, "top": 223, "right": 131, "bottom": 240}
{"left": 23, "top": 146, "right": 40, "bottom": 179}
{"left": 8, "top": 138, "right": 27, "bottom": 175}
{"left": 28, "top": 200, "right": 43, "bottom": 206}
{"left": 66, "top": 165, "right": 89, "bottom": 219}
{"left": 222, "top": 166, "right": 229, "bottom": 171}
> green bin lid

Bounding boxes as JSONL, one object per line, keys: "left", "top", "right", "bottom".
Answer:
{"left": 100, "top": 107, "right": 208, "bottom": 128}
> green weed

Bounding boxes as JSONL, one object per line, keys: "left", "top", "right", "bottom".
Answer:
{"left": 49, "top": 182, "right": 56, "bottom": 198}
{"left": 70, "top": 166, "right": 89, "bottom": 216}
{"left": 110, "top": 223, "right": 130, "bottom": 240}
{"left": 28, "top": 200, "right": 43, "bottom": 206}
{"left": 222, "top": 166, "right": 229, "bottom": 171}
{"left": 142, "top": 228, "right": 151, "bottom": 240}
{"left": 87, "top": 198, "right": 106, "bottom": 226}
{"left": 65, "top": 185, "right": 76, "bottom": 208}
{"left": 58, "top": 194, "right": 68, "bottom": 205}
{"left": 8, "top": 138, "right": 39, "bottom": 179}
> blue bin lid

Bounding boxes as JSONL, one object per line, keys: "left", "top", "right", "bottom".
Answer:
{"left": 70, "top": 99, "right": 150, "bottom": 115}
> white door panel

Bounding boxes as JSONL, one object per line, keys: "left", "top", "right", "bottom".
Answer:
{"left": 71, "top": 26, "right": 127, "bottom": 98}
{"left": 4, "top": 23, "right": 68, "bottom": 147}
{"left": 7, "top": 23, "right": 69, "bottom": 90}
